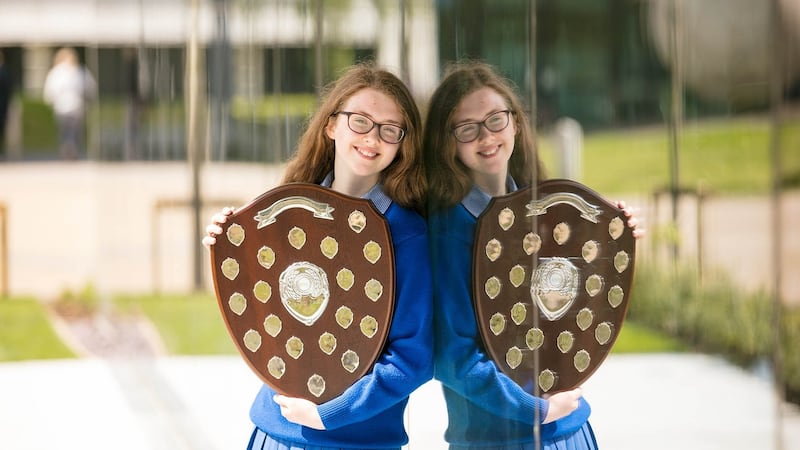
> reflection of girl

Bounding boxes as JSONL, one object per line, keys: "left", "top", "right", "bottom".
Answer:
{"left": 203, "top": 63, "right": 433, "bottom": 450}
{"left": 423, "top": 61, "right": 642, "bottom": 449}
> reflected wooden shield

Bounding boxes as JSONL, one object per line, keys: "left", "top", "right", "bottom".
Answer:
{"left": 473, "top": 179, "right": 636, "bottom": 395}
{"left": 210, "top": 183, "right": 395, "bottom": 403}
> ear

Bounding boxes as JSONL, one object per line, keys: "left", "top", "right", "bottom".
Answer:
{"left": 325, "top": 116, "right": 337, "bottom": 140}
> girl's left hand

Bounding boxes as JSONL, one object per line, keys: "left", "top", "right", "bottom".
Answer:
{"left": 201, "top": 206, "right": 235, "bottom": 249}
{"left": 615, "top": 200, "right": 645, "bottom": 239}
{"left": 273, "top": 394, "right": 325, "bottom": 430}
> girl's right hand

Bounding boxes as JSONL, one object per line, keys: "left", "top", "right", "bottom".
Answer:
{"left": 201, "top": 206, "right": 235, "bottom": 249}
{"left": 542, "top": 387, "right": 583, "bottom": 424}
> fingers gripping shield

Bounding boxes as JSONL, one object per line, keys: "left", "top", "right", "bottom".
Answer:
{"left": 473, "top": 179, "right": 636, "bottom": 395}
{"left": 210, "top": 183, "right": 395, "bottom": 403}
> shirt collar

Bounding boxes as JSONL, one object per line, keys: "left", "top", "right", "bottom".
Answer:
{"left": 320, "top": 172, "right": 392, "bottom": 214}
{"left": 461, "top": 175, "right": 519, "bottom": 218}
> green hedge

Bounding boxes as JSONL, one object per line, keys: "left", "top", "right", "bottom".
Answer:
{"left": 783, "top": 310, "right": 800, "bottom": 401}
{"left": 629, "top": 261, "right": 800, "bottom": 400}
{"left": 20, "top": 96, "right": 58, "bottom": 154}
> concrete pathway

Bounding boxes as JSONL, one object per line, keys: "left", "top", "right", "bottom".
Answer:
{"left": 1, "top": 353, "right": 798, "bottom": 449}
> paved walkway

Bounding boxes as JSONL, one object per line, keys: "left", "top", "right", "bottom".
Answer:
{"left": 1, "top": 353, "right": 798, "bottom": 449}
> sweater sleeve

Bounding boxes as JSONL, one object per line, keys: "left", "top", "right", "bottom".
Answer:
{"left": 429, "top": 206, "right": 548, "bottom": 425}
{"left": 316, "top": 207, "right": 434, "bottom": 430}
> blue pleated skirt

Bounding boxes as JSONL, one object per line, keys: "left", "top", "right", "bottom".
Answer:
{"left": 247, "top": 427, "right": 402, "bottom": 450}
{"left": 447, "top": 421, "right": 598, "bottom": 450}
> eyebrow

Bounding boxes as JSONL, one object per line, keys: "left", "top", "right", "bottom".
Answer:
{"left": 348, "top": 110, "right": 404, "bottom": 127}
{"left": 452, "top": 108, "right": 507, "bottom": 126}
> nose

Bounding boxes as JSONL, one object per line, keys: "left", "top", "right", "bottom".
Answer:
{"left": 363, "top": 125, "right": 380, "bottom": 143}
{"left": 476, "top": 124, "right": 494, "bottom": 142}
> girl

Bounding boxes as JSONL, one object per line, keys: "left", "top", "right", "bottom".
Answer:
{"left": 203, "top": 62, "right": 433, "bottom": 450}
{"left": 423, "top": 60, "right": 642, "bottom": 449}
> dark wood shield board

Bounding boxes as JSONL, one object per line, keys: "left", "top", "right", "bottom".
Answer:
{"left": 210, "top": 183, "right": 395, "bottom": 403}
{"left": 473, "top": 179, "right": 636, "bottom": 395}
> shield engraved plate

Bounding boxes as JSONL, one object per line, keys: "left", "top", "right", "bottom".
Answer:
{"left": 210, "top": 183, "right": 395, "bottom": 403}
{"left": 473, "top": 179, "right": 636, "bottom": 395}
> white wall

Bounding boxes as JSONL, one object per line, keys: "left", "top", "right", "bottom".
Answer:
{"left": 0, "top": 161, "right": 284, "bottom": 298}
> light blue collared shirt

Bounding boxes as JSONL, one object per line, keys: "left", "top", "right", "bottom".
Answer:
{"left": 461, "top": 175, "right": 519, "bottom": 218}
{"left": 320, "top": 172, "right": 392, "bottom": 215}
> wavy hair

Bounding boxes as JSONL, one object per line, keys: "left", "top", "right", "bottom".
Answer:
{"left": 282, "top": 62, "right": 425, "bottom": 212}
{"left": 423, "top": 60, "right": 544, "bottom": 212}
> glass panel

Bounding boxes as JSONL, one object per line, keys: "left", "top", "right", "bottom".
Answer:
{"left": 429, "top": 0, "right": 798, "bottom": 449}
{"left": 0, "top": 1, "right": 798, "bottom": 450}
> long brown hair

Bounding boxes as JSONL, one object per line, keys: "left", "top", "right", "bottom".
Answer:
{"left": 282, "top": 62, "right": 425, "bottom": 211}
{"left": 423, "top": 60, "right": 544, "bottom": 211}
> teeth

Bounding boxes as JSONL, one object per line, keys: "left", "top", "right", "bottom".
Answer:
{"left": 357, "top": 147, "right": 377, "bottom": 158}
{"left": 479, "top": 147, "right": 498, "bottom": 157}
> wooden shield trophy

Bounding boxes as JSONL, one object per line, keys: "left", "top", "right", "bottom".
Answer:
{"left": 473, "top": 179, "right": 636, "bottom": 395}
{"left": 210, "top": 183, "right": 395, "bottom": 403}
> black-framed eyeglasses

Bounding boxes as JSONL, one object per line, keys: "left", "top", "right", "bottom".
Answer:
{"left": 332, "top": 111, "right": 406, "bottom": 144}
{"left": 451, "top": 110, "right": 513, "bottom": 143}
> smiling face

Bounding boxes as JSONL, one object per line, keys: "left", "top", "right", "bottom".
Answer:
{"left": 325, "top": 87, "right": 403, "bottom": 194}
{"left": 451, "top": 87, "right": 516, "bottom": 196}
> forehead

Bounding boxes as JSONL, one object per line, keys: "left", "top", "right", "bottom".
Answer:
{"left": 452, "top": 87, "right": 509, "bottom": 121}
{"left": 340, "top": 88, "right": 403, "bottom": 122}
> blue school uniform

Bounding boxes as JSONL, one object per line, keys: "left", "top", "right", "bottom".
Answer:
{"left": 428, "top": 179, "right": 597, "bottom": 450}
{"left": 248, "top": 176, "right": 434, "bottom": 450}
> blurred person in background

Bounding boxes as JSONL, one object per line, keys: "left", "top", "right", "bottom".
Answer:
{"left": 43, "top": 47, "right": 97, "bottom": 160}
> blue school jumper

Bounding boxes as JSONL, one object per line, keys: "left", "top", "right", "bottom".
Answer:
{"left": 248, "top": 178, "right": 434, "bottom": 450}
{"left": 428, "top": 180, "right": 597, "bottom": 450}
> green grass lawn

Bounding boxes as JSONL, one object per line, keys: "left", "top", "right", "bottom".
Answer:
{"left": 0, "top": 297, "right": 76, "bottom": 361}
{"left": 0, "top": 292, "right": 686, "bottom": 361}
{"left": 539, "top": 115, "right": 800, "bottom": 196}
{"left": 112, "top": 293, "right": 682, "bottom": 356}
{"left": 612, "top": 321, "right": 686, "bottom": 353}
{"left": 113, "top": 292, "right": 236, "bottom": 355}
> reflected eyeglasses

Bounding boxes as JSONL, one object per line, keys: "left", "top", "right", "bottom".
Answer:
{"left": 452, "top": 110, "right": 513, "bottom": 143}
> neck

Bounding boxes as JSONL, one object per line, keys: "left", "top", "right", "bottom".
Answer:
{"left": 330, "top": 171, "right": 378, "bottom": 198}
{"left": 474, "top": 172, "right": 508, "bottom": 197}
